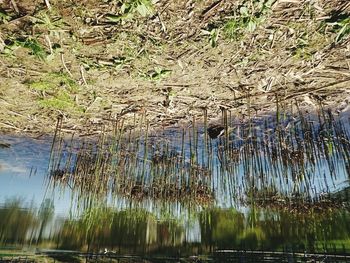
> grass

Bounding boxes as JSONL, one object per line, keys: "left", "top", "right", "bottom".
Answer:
{"left": 26, "top": 73, "right": 83, "bottom": 113}
{"left": 142, "top": 67, "right": 172, "bottom": 81}
{"left": 334, "top": 16, "right": 350, "bottom": 43}
{"left": 105, "top": 0, "right": 154, "bottom": 24}
{"left": 46, "top": 103, "right": 350, "bottom": 213}
{"left": 0, "top": 0, "right": 349, "bottom": 138}
{"left": 39, "top": 91, "right": 83, "bottom": 113}
{"left": 3, "top": 37, "right": 47, "bottom": 60}
{"left": 222, "top": 0, "right": 276, "bottom": 40}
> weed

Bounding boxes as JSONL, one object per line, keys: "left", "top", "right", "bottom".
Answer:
{"left": 291, "top": 33, "right": 312, "bottom": 60}
{"left": 2, "top": 37, "right": 47, "bottom": 60}
{"left": 32, "top": 10, "right": 65, "bottom": 32}
{"left": 335, "top": 16, "right": 350, "bottom": 43}
{"left": 39, "top": 90, "right": 83, "bottom": 113}
{"left": 223, "top": 0, "right": 276, "bottom": 40}
{"left": 143, "top": 67, "right": 171, "bottom": 81}
{"left": 18, "top": 37, "right": 48, "bottom": 60}
{"left": 29, "top": 73, "right": 79, "bottom": 93}
{"left": 326, "top": 12, "right": 350, "bottom": 43}
{"left": 0, "top": 10, "right": 10, "bottom": 24}
{"left": 29, "top": 73, "right": 82, "bottom": 113}
{"left": 223, "top": 20, "right": 243, "bottom": 40}
{"left": 105, "top": 0, "right": 153, "bottom": 24}
{"left": 203, "top": 28, "right": 219, "bottom": 47}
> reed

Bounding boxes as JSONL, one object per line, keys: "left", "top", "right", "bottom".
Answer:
{"left": 47, "top": 103, "right": 350, "bottom": 211}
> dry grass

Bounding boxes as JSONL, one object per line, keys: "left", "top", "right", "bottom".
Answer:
{"left": 0, "top": 0, "right": 349, "bottom": 134}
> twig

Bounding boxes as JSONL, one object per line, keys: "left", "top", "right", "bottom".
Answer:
{"left": 44, "top": 0, "right": 51, "bottom": 10}
{"left": 157, "top": 12, "right": 167, "bottom": 34}
{"left": 284, "top": 78, "right": 350, "bottom": 100}
{"left": 80, "top": 65, "right": 89, "bottom": 88}
{"left": 45, "top": 35, "right": 53, "bottom": 54}
{"left": 10, "top": 0, "right": 19, "bottom": 14}
{"left": 201, "top": 0, "right": 223, "bottom": 18}
{"left": 60, "top": 53, "right": 73, "bottom": 78}
{"left": 0, "top": 34, "right": 5, "bottom": 52}
{"left": 0, "top": 121, "right": 21, "bottom": 131}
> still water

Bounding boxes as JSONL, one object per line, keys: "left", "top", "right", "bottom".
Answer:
{"left": 0, "top": 110, "right": 350, "bottom": 262}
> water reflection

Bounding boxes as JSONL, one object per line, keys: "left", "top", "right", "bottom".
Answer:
{"left": 0, "top": 108, "right": 350, "bottom": 261}
{"left": 0, "top": 199, "right": 349, "bottom": 256}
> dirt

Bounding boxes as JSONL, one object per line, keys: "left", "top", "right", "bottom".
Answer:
{"left": 0, "top": 0, "right": 349, "bottom": 135}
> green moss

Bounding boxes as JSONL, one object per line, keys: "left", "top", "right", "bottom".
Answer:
{"left": 29, "top": 73, "right": 79, "bottom": 93}
{"left": 39, "top": 91, "right": 83, "bottom": 113}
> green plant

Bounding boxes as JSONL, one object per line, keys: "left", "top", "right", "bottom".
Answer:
{"left": 0, "top": 10, "right": 10, "bottom": 24}
{"left": 17, "top": 37, "right": 47, "bottom": 60}
{"left": 29, "top": 73, "right": 82, "bottom": 113}
{"left": 2, "top": 37, "right": 48, "bottom": 60}
{"left": 202, "top": 27, "right": 220, "bottom": 47}
{"left": 335, "top": 16, "right": 350, "bottom": 43}
{"left": 105, "top": 0, "right": 153, "bottom": 23}
{"left": 29, "top": 73, "right": 79, "bottom": 92}
{"left": 32, "top": 10, "right": 65, "bottom": 32}
{"left": 223, "top": 0, "right": 276, "bottom": 40}
{"left": 39, "top": 90, "right": 83, "bottom": 113}
{"left": 143, "top": 67, "right": 172, "bottom": 81}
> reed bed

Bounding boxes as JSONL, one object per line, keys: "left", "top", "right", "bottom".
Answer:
{"left": 47, "top": 102, "right": 350, "bottom": 210}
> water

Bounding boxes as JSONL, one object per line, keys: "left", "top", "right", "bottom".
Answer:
{"left": 0, "top": 109, "right": 350, "bottom": 262}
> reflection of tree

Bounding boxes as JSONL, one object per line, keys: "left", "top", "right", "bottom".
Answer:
{"left": 36, "top": 199, "right": 54, "bottom": 245}
{"left": 199, "top": 208, "right": 350, "bottom": 252}
{"left": 199, "top": 209, "right": 246, "bottom": 249}
{"left": 0, "top": 198, "right": 37, "bottom": 245}
{"left": 0, "top": 198, "right": 349, "bottom": 254}
{"left": 56, "top": 208, "right": 185, "bottom": 253}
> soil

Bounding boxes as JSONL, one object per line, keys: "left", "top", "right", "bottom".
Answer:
{"left": 0, "top": 0, "right": 349, "bottom": 135}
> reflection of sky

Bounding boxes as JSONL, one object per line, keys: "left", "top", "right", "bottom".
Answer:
{"left": 0, "top": 135, "right": 72, "bottom": 216}
{"left": 1, "top": 115, "right": 350, "bottom": 218}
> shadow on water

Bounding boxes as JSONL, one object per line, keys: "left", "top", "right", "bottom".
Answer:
{"left": 1, "top": 103, "right": 350, "bottom": 262}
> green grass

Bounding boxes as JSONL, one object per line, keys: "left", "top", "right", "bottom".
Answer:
{"left": 29, "top": 73, "right": 79, "bottom": 92}
{"left": 334, "top": 16, "right": 350, "bottom": 43}
{"left": 142, "top": 67, "right": 172, "bottom": 81}
{"left": 39, "top": 91, "right": 83, "bottom": 113}
{"left": 0, "top": 10, "right": 10, "bottom": 23}
{"left": 222, "top": 0, "right": 276, "bottom": 40}
{"left": 105, "top": 0, "right": 154, "bottom": 24}
{"left": 28, "top": 73, "right": 83, "bottom": 113}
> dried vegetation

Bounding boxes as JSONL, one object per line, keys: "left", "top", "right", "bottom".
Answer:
{"left": 0, "top": 0, "right": 349, "bottom": 134}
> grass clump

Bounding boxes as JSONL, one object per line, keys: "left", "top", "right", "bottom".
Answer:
{"left": 29, "top": 73, "right": 83, "bottom": 113}
{"left": 39, "top": 91, "right": 83, "bottom": 113}
{"left": 105, "top": 0, "right": 154, "bottom": 24}
{"left": 223, "top": 0, "right": 276, "bottom": 40}
{"left": 29, "top": 73, "right": 79, "bottom": 92}
{"left": 334, "top": 16, "right": 350, "bottom": 43}
{"left": 324, "top": 12, "right": 350, "bottom": 43}
{"left": 31, "top": 10, "right": 66, "bottom": 35}
{"left": 2, "top": 37, "right": 47, "bottom": 60}
{"left": 142, "top": 67, "right": 172, "bottom": 81}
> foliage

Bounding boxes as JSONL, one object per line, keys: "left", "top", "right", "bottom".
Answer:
{"left": 39, "top": 91, "right": 82, "bottom": 112}
{"left": 334, "top": 16, "right": 350, "bottom": 43}
{"left": 143, "top": 67, "right": 172, "bottom": 81}
{"left": 105, "top": 0, "right": 154, "bottom": 24}
{"left": 29, "top": 73, "right": 79, "bottom": 92}
{"left": 0, "top": 10, "right": 10, "bottom": 24}
{"left": 2, "top": 37, "right": 47, "bottom": 60}
{"left": 223, "top": 0, "right": 276, "bottom": 40}
{"left": 31, "top": 10, "right": 66, "bottom": 35}
{"left": 28, "top": 73, "right": 82, "bottom": 113}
